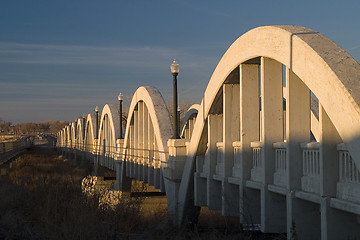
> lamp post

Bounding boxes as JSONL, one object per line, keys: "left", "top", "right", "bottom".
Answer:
{"left": 95, "top": 106, "right": 99, "bottom": 139}
{"left": 171, "top": 59, "right": 180, "bottom": 139}
{"left": 118, "top": 92, "right": 123, "bottom": 139}
{"left": 177, "top": 106, "right": 181, "bottom": 137}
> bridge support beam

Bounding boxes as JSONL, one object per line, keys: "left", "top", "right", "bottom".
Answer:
{"left": 115, "top": 139, "right": 132, "bottom": 192}
{"left": 260, "top": 57, "right": 286, "bottom": 233}
{"left": 319, "top": 104, "right": 346, "bottom": 240}
{"left": 239, "top": 63, "right": 261, "bottom": 224}
{"left": 164, "top": 139, "right": 196, "bottom": 225}
{"left": 205, "top": 114, "right": 222, "bottom": 210}
{"left": 222, "top": 83, "right": 240, "bottom": 216}
{"left": 285, "top": 67, "right": 312, "bottom": 239}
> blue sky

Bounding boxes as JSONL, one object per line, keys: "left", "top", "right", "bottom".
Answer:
{"left": 1, "top": 0, "right": 360, "bottom": 124}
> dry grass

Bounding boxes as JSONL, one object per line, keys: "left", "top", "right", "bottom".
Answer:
{"left": 0, "top": 148, "right": 284, "bottom": 240}
{"left": 0, "top": 148, "right": 147, "bottom": 239}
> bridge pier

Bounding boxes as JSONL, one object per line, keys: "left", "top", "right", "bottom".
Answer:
{"left": 287, "top": 193, "right": 321, "bottom": 239}
{"left": 115, "top": 139, "right": 132, "bottom": 192}
{"left": 321, "top": 197, "right": 360, "bottom": 240}
{"left": 164, "top": 139, "right": 195, "bottom": 225}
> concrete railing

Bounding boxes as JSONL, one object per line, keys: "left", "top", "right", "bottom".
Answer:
{"left": 273, "top": 141, "right": 287, "bottom": 187}
{"left": 335, "top": 143, "right": 360, "bottom": 205}
{"left": 338, "top": 143, "right": 360, "bottom": 183}
{"left": 250, "top": 141, "right": 263, "bottom": 183}
{"left": 232, "top": 141, "right": 241, "bottom": 178}
{"left": 215, "top": 142, "right": 224, "bottom": 176}
{"left": 301, "top": 142, "right": 320, "bottom": 194}
{"left": 0, "top": 140, "right": 31, "bottom": 164}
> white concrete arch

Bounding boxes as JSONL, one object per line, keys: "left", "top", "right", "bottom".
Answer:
{"left": 180, "top": 104, "right": 200, "bottom": 140}
{"left": 65, "top": 126, "right": 70, "bottom": 148}
{"left": 123, "top": 86, "right": 172, "bottom": 158}
{"left": 63, "top": 128, "right": 67, "bottom": 147}
{"left": 84, "top": 113, "right": 96, "bottom": 153}
{"left": 70, "top": 122, "right": 76, "bottom": 148}
{"left": 59, "top": 128, "right": 65, "bottom": 147}
{"left": 196, "top": 25, "right": 360, "bottom": 165}
{"left": 177, "top": 25, "right": 360, "bottom": 234}
{"left": 121, "top": 86, "right": 172, "bottom": 190}
{"left": 97, "top": 104, "right": 120, "bottom": 157}
{"left": 75, "top": 118, "right": 84, "bottom": 150}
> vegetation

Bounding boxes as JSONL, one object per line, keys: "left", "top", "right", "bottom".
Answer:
{"left": 0, "top": 148, "right": 283, "bottom": 239}
{"left": 0, "top": 120, "right": 68, "bottom": 136}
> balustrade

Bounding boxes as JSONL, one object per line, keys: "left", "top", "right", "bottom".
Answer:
{"left": 232, "top": 141, "right": 241, "bottom": 178}
{"left": 300, "top": 142, "right": 320, "bottom": 194}
{"left": 215, "top": 142, "right": 224, "bottom": 176}
{"left": 338, "top": 143, "right": 360, "bottom": 183}
{"left": 250, "top": 141, "right": 263, "bottom": 182}
{"left": 201, "top": 145, "right": 209, "bottom": 176}
{"left": 273, "top": 141, "right": 287, "bottom": 187}
{"left": 336, "top": 143, "right": 360, "bottom": 204}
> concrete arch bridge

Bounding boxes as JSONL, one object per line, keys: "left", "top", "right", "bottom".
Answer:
{"left": 57, "top": 25, "right": 360, "bottom": 240}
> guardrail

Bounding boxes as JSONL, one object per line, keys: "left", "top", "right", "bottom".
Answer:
{"left": 0, "top": 140, "right": 32, "bottom": 164}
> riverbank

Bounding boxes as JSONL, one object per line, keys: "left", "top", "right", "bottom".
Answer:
{"left": 0, "top": 147, "right": 279, "bottom": 239}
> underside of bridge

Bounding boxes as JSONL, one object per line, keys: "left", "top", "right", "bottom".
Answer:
{"left": 57, "top": 25, "right": 360, "bottom": 240}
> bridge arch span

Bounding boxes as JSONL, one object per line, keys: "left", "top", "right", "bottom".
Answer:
{"left": 177, "top": 25, "right": 360, "bottom": 236}
{"left": 180, "top": 104, "right": 200, "bottom": 140}
{"left": 56, "top": 25, "right": 360, "bottom": 239}
{"left": 97, "top": 104, "right": 119, "bottom": 157}
{"left": 190, "top": 25, "right": 360, "bottom": 164}
{"left": 75, "top": 118, "right": 85, "bottom": 149}
{"left": 120, "top": 86, "right": 172, "bottom": 190}
{"left": 84, "top": 113, "right": 96, "bottom": 153}
{"left": 123, "top": 86, "right": 172, "bottom": 156}
{"left": 70, "top": 122, "right": 76, "bottom": 148}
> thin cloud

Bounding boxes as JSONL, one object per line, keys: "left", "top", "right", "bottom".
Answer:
{"left": 0, "top": 42, "right": 220, "bottom": 69}
{"left": 0, "top": 42, "right": 181, "bottom": 67}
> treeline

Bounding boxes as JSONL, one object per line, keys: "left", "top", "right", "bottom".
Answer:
{"left": 0, "top": 120, "right": 68, "bottom": 136}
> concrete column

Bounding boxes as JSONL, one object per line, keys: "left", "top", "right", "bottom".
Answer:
{"left": 133, "top": 109, "right": 139, "bottom": 178}
{"left": 189, "top": 118, "right": 194, "bottom": 139}
{"left": 143, "top": 105, "right": 149, "bottom": 182}
{"left": 154, "top": 135, "right": 161, "bottom": 189}
{"left": 205, "top": 114, "right": 223, "bottom": 210}
{"left": 138, "top": 102, "right": 144, "bottom": 180}
{"left": 319, "top": 103, "right": 342, "bottom": 240}
{"left": 194, "top": 154, "right": 207, "bottom": 206}
{"left": 115, "top": 138, "right": 131, "bottom": 192}
{"left": 285, "top": 68, "right": 311, "bottom": 238}
{"left": 239, "top": 63, "right": 261, "bottom": 224}
{"left": 101, "top": 115, "right": 109, "bottom": 167}
{"left": 148, "top": 114, "right": 155, "bottom": 186}
{"left": 260, "top": 57, "right": 286, "bottom": 232}
{"left": 222, "top": 83, "right": 240, "bottom": 216}
{"left": 321, "top": 197, "right": 360, "bottom": 240}
{"left": 127, "top": 124, "right": 134, "bottom": 178}
{"left": 287, "top": 191, "right": 321, "bottom": 239}
{"left": 164, "top": 139, "right": 189, "bottom": 225}
{"left": 319, "top": 103, "right": 341, "bottom": 197}
{"left": 93, "top": 139, "right": 99, "bottom": 176}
